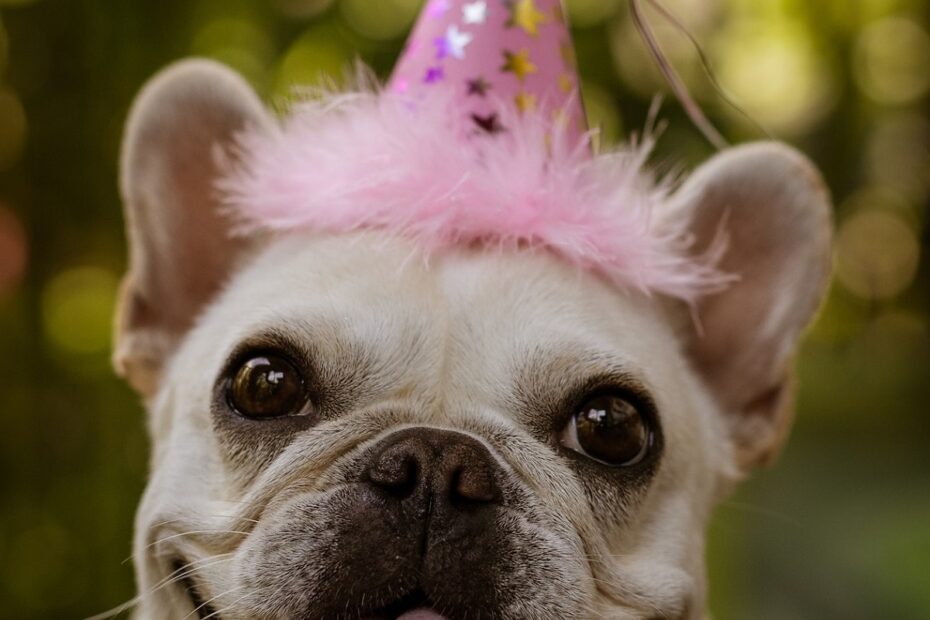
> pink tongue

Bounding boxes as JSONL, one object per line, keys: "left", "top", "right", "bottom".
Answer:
{"left": 397, "top": 610, "right": 448, "bottom": 620}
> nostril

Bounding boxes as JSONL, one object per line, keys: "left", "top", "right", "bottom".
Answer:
{"left": 450, "top": 464, "right": 498, "bottom": 504}
{"left": 364, "top": 429, "right": 503, "bottom": 509}
{"left": 367, "top": 449, "right": 419, "bottom": 497}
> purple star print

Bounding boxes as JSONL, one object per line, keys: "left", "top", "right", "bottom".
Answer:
{"left": 386, "top": 0, "right": 589, "bottom": 147}
{"left": 424, "top": 66, "right": 445, "bottom": 83}
{"left": 434, "top": 35, "right": 450, "bottom": 60}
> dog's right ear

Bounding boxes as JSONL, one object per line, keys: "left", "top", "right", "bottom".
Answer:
{"left": 114, "top": 60, "right": 273, "bottom": 397}
{"left": 667, "top": 143, "right": 833, "bottom": 472}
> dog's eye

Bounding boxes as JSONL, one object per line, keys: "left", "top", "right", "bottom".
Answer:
{"left": 227, "top": 354, "right": 308, "bottom": 418}
{"left": 560, "top": 393, "right": 651, "bottom": 466}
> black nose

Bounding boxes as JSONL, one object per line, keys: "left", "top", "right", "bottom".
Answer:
{"left": 305, "top": 428, "right": 509, "bottom": 618}
{"left": 364, "top": 427, "right": 501, "bottom": 507}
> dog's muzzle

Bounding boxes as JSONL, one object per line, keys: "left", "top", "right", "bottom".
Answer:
{"left": 244, "top": 426, "right": 508, "bottom": 619}
{"left": 355, "top": 427, "right": 504, "bottom": 618}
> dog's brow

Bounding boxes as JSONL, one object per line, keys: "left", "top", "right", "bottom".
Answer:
{"left": 511, "top": 346, "right": 653, "bottom": 419}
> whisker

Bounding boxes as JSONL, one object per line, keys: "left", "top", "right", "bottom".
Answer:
{"left": 140, "top": 555, "right": 236, "bottom": 603}
{"left": 144, "top": 530, "right": 252, "bottom": 552}
{"left": 183, "top": 585, "right": 246, "bottom": 620}
{"left": 122, "top": 529, "right": 251, "bottom": 566}
{"left": 200, "top": 589, "right": 255, "bottom": 620}
{"left": 84, "top": 597, "right": 139, "bottom": 620}
{"left": 717, "top": 499, "right": 801, "bottom": 527}
{"left": 86, "top": 555, "right": 234, "bottom": 620}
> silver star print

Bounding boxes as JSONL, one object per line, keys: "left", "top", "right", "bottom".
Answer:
{"left": 462, "top": 1, "right": 488, "bottom": 24}
{"left": 444, "top": 24, "right": 473, "bottom": 59}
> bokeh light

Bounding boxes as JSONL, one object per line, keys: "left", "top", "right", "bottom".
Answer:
{"left": 2, "top": 2, "right": 930, "bottom": 619}
{"left": 565, "top": 0, "right": 621, "bottom": 28}
{"left": 41, "top": 266, "right": 119, "bottom": 356}
{"left": 841, "top": 186, "right": 915, "bottom": 226}
{"left": 854, "top": 16, "right": 930, "bottom": 105}
{"left": 609, "top": 9, "right": 709, "bottom": 101}
{"left": 191, "top": 17, "right": 275, "bottom": 88}
{"left": 0, "top": 202, "right": 27, "bottom": 298}
{"left": 712, "top": 17, "right": 836, "bottom": 134}
{"left": 272, "top": 0, "right": 335, "bottom": 19}
{"left": 0, "top": 13, "right": 8, "bottom": 76}
{"left": 864, "top": 113, "right": 930, "bottom": 205}
{"left": 0, "top": 88, "right": 27, "bottom": 170}
{"left": 339, "top": 0, "right": 420, "bottom": 41}
{"left": 581, "top": 79, "right": 622, "bottom": 150}
{"left": 835, "top": 208, "right": 920, "bottom": 300}
{"left": 5, "top": 513, "right": 75, "bottom": 610}
{"left": 849, "top": 0, "right": 917, "bottom": 25}
{"left": 273, "top": 24, "right": 354, "bottom": 96}
{"left": 2, "top": 16, "right": 51, "bottom": 99}
{"left": 639, "top": 0, "right": 720, "bottom": 30}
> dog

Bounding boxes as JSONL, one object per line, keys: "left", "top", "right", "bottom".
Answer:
{"left": 111, "top": 58, "right": 832, "bottom": 619}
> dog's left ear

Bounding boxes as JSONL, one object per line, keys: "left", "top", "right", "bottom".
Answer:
{"left": 669, "top": 142, "right": 833, "bottom": 471}
{"left": 114, "top": 60, "right": 273, "bottom": 397}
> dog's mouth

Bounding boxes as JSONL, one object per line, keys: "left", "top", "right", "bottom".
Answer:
{"left": 363, "top": 587, "right": 449, "bottom": 620}
{"left": 173, "top": 558, "right": 448, "bottom": 620}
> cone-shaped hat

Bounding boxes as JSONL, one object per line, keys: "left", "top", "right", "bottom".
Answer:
{"left": 219, "top": 1, "right": 728, "bottom": 304}
{"left": 388, "top": 0, "right": 588, "bottom": 145}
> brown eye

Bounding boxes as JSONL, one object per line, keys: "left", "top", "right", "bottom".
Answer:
{"left": 228, "top": 354, "right": 308, "bottom": 419}
{"left": 561, "top": 393, "right": 651, "bottom": 466}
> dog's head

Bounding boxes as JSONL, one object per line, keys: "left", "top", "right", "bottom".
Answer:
{"left": 113, "top": 61, "right": 832, "bottom": 619}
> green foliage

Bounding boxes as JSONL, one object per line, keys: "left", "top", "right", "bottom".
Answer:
{"left": 0, "top": 0, "right": 928, "bottom": 618}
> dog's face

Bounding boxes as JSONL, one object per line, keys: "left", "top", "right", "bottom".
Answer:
{"left": 114, "top": 62, "right": 832, "bottom": 620}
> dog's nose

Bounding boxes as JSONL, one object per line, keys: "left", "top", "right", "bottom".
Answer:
{"left": 364, "top": 428, "right": 501, "bottom": 507}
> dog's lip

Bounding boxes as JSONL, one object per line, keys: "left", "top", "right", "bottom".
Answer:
{"left": 360, "top": 586, "right": 450, "bottom": 620}
{"left": 171, "top": 558, "right": 215, "bottom": 620}
{"left": 363, "top": 611, "right": 448, "bottom": 620}
{"left": 171, "top": 555, "right": 451, "bottom": 620}
{"left": 396, "top": 611, "right": 449, "bottom": 620}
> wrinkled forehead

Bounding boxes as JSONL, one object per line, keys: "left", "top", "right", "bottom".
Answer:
{"left": 201, "top": 232, "right": 680, "bottom": 396}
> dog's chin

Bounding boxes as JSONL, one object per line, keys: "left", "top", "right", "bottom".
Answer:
{"left": 174, "top": 557, "right": 450, "bottom": 620}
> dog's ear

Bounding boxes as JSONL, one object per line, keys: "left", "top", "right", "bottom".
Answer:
{"left": 114, "top": 60, "right": 273, "bottom": 397}
{"left": 671, "top": 142, "right": 832, "bottom": 471}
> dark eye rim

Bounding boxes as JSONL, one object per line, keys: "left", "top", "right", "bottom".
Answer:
{"left": 216, "top": 338, "right": 319, "bottom": 422}
{"left": 557, "top": 380, "right": 663, "bottom": 470}
{"left": 225, "top": 351, "right": 311, "bottom": 419}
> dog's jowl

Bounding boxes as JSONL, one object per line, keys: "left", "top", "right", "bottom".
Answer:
{"left": 112, "top": 2, "right": 832, "bottom": 618}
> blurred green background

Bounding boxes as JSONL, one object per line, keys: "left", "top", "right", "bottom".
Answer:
{"left": 0, "top": 0, "right": 928, "bottom": 618}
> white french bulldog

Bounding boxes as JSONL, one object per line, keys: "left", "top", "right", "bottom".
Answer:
{"left": 112, "top": 60, "right": 832, "bottom": 619}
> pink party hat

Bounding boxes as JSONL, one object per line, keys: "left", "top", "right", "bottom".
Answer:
{"left": 388, "top": 0, "right": 588, "bottom": 144}
{"left": 218, "top": 1, "right": 731, "bottom": 304}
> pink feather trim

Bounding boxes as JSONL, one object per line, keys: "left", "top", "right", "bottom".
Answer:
{"left": 217, "top": 91, "right": 729, "bottom": 303}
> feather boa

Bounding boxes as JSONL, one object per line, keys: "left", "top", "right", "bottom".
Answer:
{"left": 218, "top": 90, "right": 729, "bottom": 303}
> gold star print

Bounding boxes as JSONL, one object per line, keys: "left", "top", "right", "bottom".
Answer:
{"left": 514, "top": 91, "right": 537, "bottom": 113}
{"left": 507, "top": 0, "right": 548, "bottom": 37}
{"left": 501, "top": 49, "right": 537, "bottom": 82}
{"left": 559, "top": 73, "right": 573, "bottom": 93}
{"left": 560, "top": 41, "right": 577, "bottom": 70}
